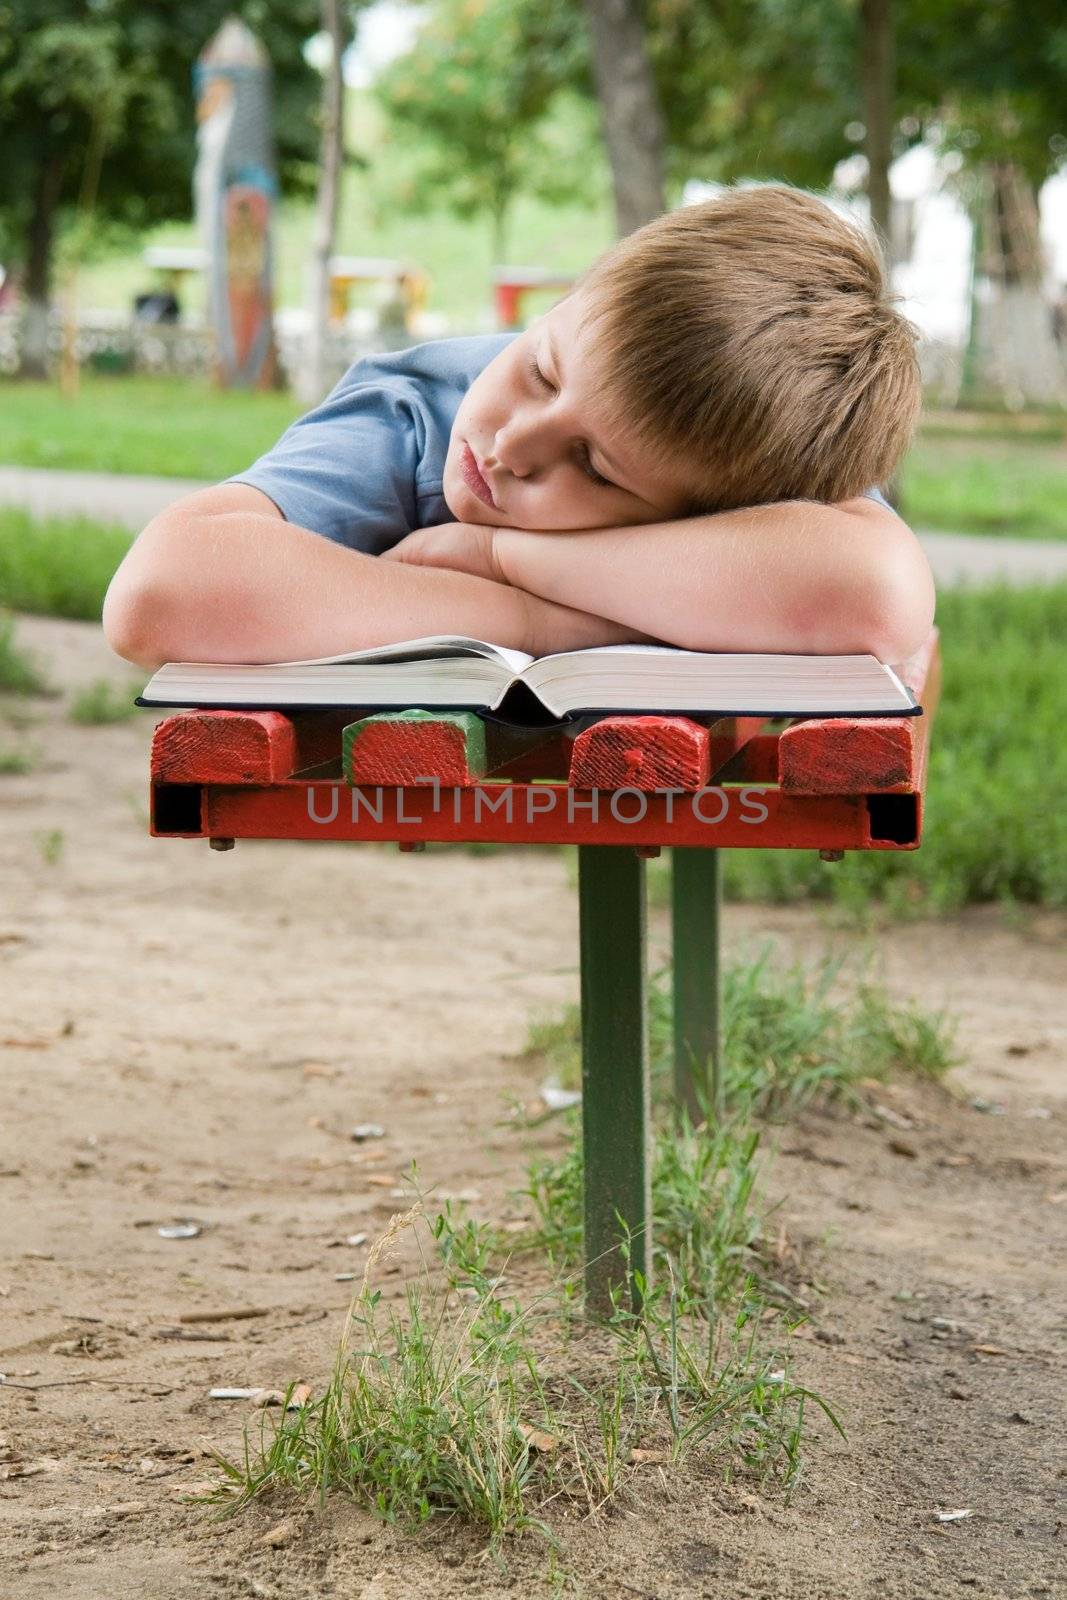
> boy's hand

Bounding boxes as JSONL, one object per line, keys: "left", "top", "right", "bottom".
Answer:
{"left": 381, "top": 522, "right": 506, "bottom": 585}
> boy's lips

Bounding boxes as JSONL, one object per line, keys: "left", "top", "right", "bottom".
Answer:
{"left": 460, "top": 442, "right": 497, "bottom": 509}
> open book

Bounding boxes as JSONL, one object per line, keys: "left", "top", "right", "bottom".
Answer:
{"left": 135, "top": 636, "right": 920, "bottom": 721}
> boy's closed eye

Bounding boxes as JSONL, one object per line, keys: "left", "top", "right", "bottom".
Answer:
{"left": 526, "top": 351, "right": 615, "bottom": 490}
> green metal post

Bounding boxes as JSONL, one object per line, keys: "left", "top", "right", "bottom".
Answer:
{"left": 578, "top": 844, "right": 651, "bottom": 1316}
{"left": 670, "top": 847, "right": 722, "bottom": 1125}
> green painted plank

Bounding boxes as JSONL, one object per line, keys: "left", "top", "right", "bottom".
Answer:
{"left": 578, "top": 844, "right": 651, "bottom": 1316}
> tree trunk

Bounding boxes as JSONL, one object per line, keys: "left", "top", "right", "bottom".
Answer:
{"left": 18, "top": 152, "right": 66, "bottom": 380}
{"left": 490, "top": 187, "right": 510, "bottom": 268}
{"left": 860, "top": 0, "right": 894, "bottom": 259}
{"left": 297, "top": 0, "right": 345, "bottom": 406}
{"left": 965, "top": 162, "right": 1067, "bottom": 407}
{"left": 582, "top": 0, "right": 666, "bottom": 239}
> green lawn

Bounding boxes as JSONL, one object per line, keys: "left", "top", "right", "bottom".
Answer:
{"left": 0, "top": 375, "right": 300, "bottom": 480}
{"left": 900, "top": 433, "right": 1067, "bottom": 540}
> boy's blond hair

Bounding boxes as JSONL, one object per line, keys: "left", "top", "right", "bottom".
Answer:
{"left": 576, "top": 184, "right": 921, "bottom": 512}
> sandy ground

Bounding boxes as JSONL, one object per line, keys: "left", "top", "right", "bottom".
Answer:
{"left": 0, "top": 613, "right": 1065, "bottom": 1600}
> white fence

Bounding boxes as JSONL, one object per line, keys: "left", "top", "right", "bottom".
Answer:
{"left": 0, "top": 309, "right": 402, "bottom": 386}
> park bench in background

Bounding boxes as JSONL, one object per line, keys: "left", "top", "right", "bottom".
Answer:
{"left": 147, "top": 627, "right": 940, "bottom": 1315}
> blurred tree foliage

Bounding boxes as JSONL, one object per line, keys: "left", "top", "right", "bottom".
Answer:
{"left": 0, "top": 0, "right": 325, "bottom": 372}
{"left": 374, "top": 0, "right": 602, "bottom": 261}
{"left": 375, "top": 0, "right": 1066, "bottom": 240}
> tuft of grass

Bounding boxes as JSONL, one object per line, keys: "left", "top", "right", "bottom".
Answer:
{"left": 0, "top": 609, "right": 55, "bottom": 695}
{"left": 524, "top": 944, "right": 958, "bottom": 1119}
{"left": 36, "top": 829, "right": 65, "bottom": 865}
{"left": 210, "top": 1203, "right": 833, "bottom": 1545}
{"left": 206, "top": 939, "right": 943, "bottom": 1545}
{"left": 69, "top": 677, "right": 143, "bottom": 724}
{"left": 0, "top": 512, "right": 130, "bottom": 621}
{"left": 0, "top": 744, "right": 35, "bottom": 775}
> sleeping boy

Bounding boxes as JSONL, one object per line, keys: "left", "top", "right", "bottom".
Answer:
{"left": 102, "top": 184, "right": 935, "bottom": 673}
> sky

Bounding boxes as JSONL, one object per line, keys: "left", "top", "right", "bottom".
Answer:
{"left": 303, "top": 1, "right": 425, "bottom": 87}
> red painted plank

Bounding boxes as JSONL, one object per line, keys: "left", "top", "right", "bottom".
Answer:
{"left": 153, "top": 778, "right": 919, "bottom": 851}
{"left": 570, "top": 715, "right": 712, "bottom": 790}
{"left": 568, "top": 715, "right": 767, "bottom": 791}
{"left": 344, "top": 710, "right": 488, "bottom": 786}
{"left": 778, "top": 716, "right": 920, "bottom": 795}
{"left": 777, "top": 628, "right": 941, "bottom": 797}
{"left": 343, "top": 711, "right": 569, "bottom": 787}
{"left": 150, "top": 709, "right": 351, "bottom": 784}
{"left": 151, "top": 711, "right": 297, "bottom": 784}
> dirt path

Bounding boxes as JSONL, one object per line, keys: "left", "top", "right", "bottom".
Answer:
{"left": 1, "top": 614, "right": 1064, "bottom": 1599}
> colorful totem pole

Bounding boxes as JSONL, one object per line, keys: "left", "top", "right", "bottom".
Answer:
{"left": 194, "top": 18, "right": 278, "bottom": 389}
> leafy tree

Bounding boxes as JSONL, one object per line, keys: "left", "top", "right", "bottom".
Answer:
{"left": 373, "top": 0, "right": 602, "bottom": 262}
{"left": 0, "top": 0, "right": 323, "bottom": 376}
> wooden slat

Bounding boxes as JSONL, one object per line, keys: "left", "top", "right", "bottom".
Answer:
{"left": 778, "top": 716, "right": 921, "bottom": 795}
{"left": 570, "top": 714, "right": 711, "bottom": 790}
{"left": 343, "top": 710, "right": 489, "bottom": 786}
{"left": 150, "top": 709, "right": 352, "bottom": 784}
{"left": 777, "top": 627, "right": 940, "bottom": 797}
{"left": 150, "top": 711, "right": 290, "bottom": 784}
{"left": 342, "top": 710, "right": 565, "bottom": 787}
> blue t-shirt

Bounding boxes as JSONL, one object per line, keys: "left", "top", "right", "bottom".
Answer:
{"left": 227, "top": 332, "right": 890, "bottom": 549}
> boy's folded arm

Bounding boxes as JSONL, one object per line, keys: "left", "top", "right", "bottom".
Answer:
{"left": 100, "top": 483, "right": 649, "bottom": 670}
{"left": 493, "top": 497, "right": 936, "bottom": 663}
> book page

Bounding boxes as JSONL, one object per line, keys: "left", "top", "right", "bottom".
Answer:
{"left": 173, "top": 636, "right": 536, "bottom": 672}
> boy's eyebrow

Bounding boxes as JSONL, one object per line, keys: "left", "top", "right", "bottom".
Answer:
{"left": 546, "top": 326, "right": 633, "bottom": 492}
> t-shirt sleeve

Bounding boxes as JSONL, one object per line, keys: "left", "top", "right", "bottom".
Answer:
{"left": 861, "top": 484, "right": 896, "bottom": 513}
{"left": 223, "top": 356, "right": 429, "bottom": 556}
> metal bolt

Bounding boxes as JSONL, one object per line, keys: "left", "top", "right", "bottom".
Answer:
{"left": 397, "top": 840, "right": 426, "bottom": 853}
{"left": 819, "top": 848, "right": 845, "bottom": 863}
{"left": 209, "top": 837, "right": 235, "bottom": 851}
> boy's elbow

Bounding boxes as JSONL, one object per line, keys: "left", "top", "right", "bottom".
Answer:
{"left": 864, "top": 530, "right": 936, "bottom": 665}
{"left": 101, "top": 513, "right": 186, "bottom": 670}
{"left": 101, "top": 575, "right": 171, "bottom": 671}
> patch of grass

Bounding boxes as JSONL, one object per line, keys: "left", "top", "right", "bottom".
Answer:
{"left": 0, "top": 375, "right": 301, "bottom": 481}
{"left": 210, "top": 1204, "right": 831, "bottom": 1546}
{"left": 36, "top": 829, "right": 64, "bottom": 864}
{"left": 0, "top": 609, "right": 55, "bottom": 694}
{"left": 0, "top": 510, "right": 130, "bottom": 621}
{"left": 524, "top": 945, "right": 958, "bottom": 1118}
{"left": 901, "top": 433, "right": 1067, "bottom": 539}
{"left": 207, "top": 942, "right": 951, "bottom": 1548}
{"left": 0, "top": 743, "right": 34, "bottom": 775}
{"left": 69, "top": 678, "right": 143, "bottom": 724}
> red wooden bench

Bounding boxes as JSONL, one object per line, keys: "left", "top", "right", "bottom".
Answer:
{"left": 147, "top": 627, "right": 940, "bottom": 1314}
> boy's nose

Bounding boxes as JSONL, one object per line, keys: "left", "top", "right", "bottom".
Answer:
{"left": 489, "top": 412, "right": 554, "bottom": 479}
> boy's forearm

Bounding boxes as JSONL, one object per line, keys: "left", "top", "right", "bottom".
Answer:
{"left": 104, "top": 507, "right": 643, "bottom": 670}
{"left": 494, "top": 499, "right": 936, "bottom": 662}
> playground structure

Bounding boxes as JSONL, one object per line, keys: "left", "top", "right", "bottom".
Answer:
{"left": 492, "top": 266, "right": 578, "bottom": 329}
